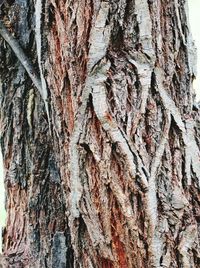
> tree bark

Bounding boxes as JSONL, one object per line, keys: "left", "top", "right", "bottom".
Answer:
{"left": 0, "top": 0, "right": 200, "bottom": 267}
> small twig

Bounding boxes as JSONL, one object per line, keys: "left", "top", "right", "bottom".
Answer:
{"left": 0, "top": 20, "right": 51, "bottom": 132}
{"left": 0, "top": 20, "right": 43, "bottom": 97}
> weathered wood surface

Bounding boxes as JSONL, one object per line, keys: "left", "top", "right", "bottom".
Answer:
{"left": 0, "top": 0, "right": 200, "bottom": 267}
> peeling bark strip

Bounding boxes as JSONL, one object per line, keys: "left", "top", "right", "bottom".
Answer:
{"left": 0, "top": 0, "right": 200, "bottom": 267}
{"left": 35, "top": 0, "right": 51, "bottom": 129}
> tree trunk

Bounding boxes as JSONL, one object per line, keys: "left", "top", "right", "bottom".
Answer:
{"left": 0, "top": 0, "right": 200, "bottom": 267}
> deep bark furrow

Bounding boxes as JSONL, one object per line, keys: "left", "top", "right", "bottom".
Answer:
{"left": 0, "top": 0, "right": 200, "bottom": 267}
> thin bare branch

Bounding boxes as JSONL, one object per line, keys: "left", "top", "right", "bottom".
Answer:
{"left": 0, "top": 20, "right": 42, "bottom": 95}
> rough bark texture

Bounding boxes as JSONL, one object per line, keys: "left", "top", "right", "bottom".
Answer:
{"left": 0, "top": 0, "right": 200, "bottom": 267}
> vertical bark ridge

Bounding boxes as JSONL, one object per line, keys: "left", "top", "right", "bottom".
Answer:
{"left": 0, "top": 0, "right": 200, "bottom": 267}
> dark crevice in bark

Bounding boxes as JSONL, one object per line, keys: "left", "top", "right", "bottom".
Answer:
{"left": 0, "top": 0, "right": 200, "bottom": 267}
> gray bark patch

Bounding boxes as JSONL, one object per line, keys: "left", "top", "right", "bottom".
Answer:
{"left": 52, "top": 232, "right": 67, "bottom": 268}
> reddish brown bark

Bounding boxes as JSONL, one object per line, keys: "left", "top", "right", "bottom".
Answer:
{"left": 0, "top": 0, "right": 200, "bottom": 267}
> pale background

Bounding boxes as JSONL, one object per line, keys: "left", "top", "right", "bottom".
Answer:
{"left": 0, "top": 0, "right": 200, "bottom": 252}
{"left": 188, "top": 0, "right": 200, "bottom": 100}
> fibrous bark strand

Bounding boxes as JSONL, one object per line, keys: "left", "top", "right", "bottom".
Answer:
{"left": 0, "top": 0, "right": 200, "bottom": 267}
